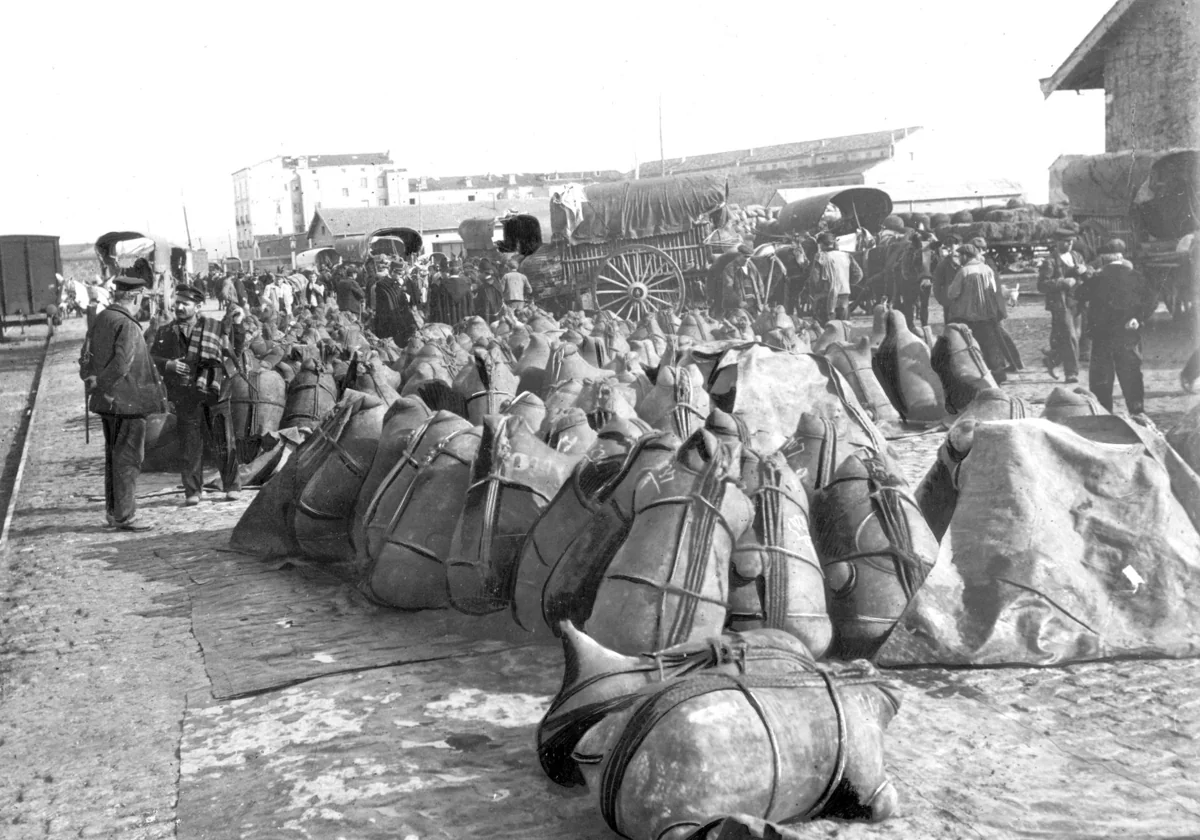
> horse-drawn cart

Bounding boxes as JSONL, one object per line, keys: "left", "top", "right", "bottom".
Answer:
{"left": 1062, "top": 149, "right": 1199, "bottom": 318}
{"left": 516, "top": 175, "right": 727, "bottom": 318}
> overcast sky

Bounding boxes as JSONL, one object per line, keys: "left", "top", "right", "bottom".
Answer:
{"left": 2, "top": 0, "right": 1112, "bottom": 254}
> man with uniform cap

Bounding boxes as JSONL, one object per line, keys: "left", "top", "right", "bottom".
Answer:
{"left": 1075, "top": 239, "right": 1157, "bottom": 416}
{"left": 148, "top": 285, "right": 246, "bottom": 505}
{"left": 1038, "top": 228, "right": 1092, "bottom": 382}
{"left": 807, "top": 232, "right": 863, "bottom": 324}
{"left": 78, "top": 274, "right": 167, "bottom": 531}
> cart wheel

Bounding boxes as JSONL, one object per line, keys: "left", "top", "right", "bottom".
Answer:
{"left": 593, "top": 244, "right": 685, "bottom": 320}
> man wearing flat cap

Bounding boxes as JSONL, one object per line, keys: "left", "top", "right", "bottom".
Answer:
{"left": 79, "top": 274, "right": 168, "bottom": 531}
{"left": 1075, "top": 239, "right": 1157, "bottom": 416}
{"left": 148, "top": 285, "right": 246, "bottom": 505}
{"left": 1038, "top": 228, "right": 1092, "bottom": 382}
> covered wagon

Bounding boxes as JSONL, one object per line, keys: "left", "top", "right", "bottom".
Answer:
{"left": 95, "top": 231, "right": 192, "bottom": 319}
{"left": 517, "top": 175, "right": 727, "bottom": 318}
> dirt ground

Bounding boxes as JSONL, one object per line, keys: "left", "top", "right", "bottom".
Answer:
{"left": 1, "top": 302, "right": 1198, "bottom": 840}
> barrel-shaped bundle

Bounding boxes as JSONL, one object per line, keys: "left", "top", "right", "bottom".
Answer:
{"left": 872, "top": 310, "right": 946, "bottom": 423}
{"left": 636, "top": 365, "right": 710, "bottom": 440}
{"left": 360, "top": 412, "right": 476, "bottom": 609}
{"left": 930, "top": 324, "right": 998, "bottom": 414}
{"left": 572, "top": 663, "right": 902, "bottom": 840}
{"left": 1041, "top": 385, "right": 1108, "bottom": 421}
{"left": 913, "top": 420, "right": 979, "bottom": 542}
{"left": 821, "top": 338, "right": 900, "bottom": 427}
{"left": 544, "top": 377, "right": 639, "bottom": 435}
{"left": 586, "top": 430, "right": 754, "bottom": 655}
{"left": 454, "top": 347, "right": 519, "bottom": 424}
{"left": 547, "top": 407, "right": 599, "bottom": 456}
{"left": 540, "top": 432, "right": 682, "bottom": 635}
{"left": 345, "top": 356, "right": 401, "bottom": 406}
{"left": 728, "top": 452, "right": 832, "bottom": 658}
{"left": 539, "top": 622, "right": 817, "bottom": 787}
{"left": 291, "top": 391, "right": 388, "bottom": 564}
{"left": 225, "top": 366, "right": 287, "bottom": 442}
{"left": 350, "top": 397, "right": 434, "bottom": 563}
{"left": 447, "top": 415, "right": 581, "bottom": 615}
{"left": 811, "top": 453, "right": 938, "bottom": 660}
{"left": 282, "top": 360, "right": 338, "bottom": 430}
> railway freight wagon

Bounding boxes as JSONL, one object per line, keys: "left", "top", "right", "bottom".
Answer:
{"left": 0, "top": 234, "right": 62, "bottom": 325}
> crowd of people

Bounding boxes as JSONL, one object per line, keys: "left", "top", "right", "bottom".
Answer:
{"left": 195, "top": 255, "right": 535, "bottom": 350}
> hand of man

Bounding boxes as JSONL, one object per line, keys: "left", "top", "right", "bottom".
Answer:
{"left": 1125, "top": 318, "right": 1139, "bottom": 331}
{"left": 83, "top": 375, "right": 97, "bottom": 390}
{"left": 171, "top": 359, "right": 190, "bottom": 376}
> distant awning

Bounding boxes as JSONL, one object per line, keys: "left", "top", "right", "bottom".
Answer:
{"left": 776, "top": 187, "right": 893, "bottom": 234}
{"left": 331, "top": 227, "right": 424, "bottom": 261}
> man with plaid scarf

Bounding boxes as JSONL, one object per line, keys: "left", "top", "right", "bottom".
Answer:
{"left": 148, "top": 285, "right": 246, "bottom": 505}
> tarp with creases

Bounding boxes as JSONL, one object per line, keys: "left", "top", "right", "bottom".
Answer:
{"left": 554, "top": 175, "right": 725, "bottom": 244}
{"left": 776, "top": 188, "right": 893, "bottom": 235}
{"left": 879, "top": 416, "right": 1200, "bottom": 667}
{"left": 1063, "top": 149, "right": 1200, "bottom": 239}
{"left": 458, "top": 217, "right": 498, "bottom": 251}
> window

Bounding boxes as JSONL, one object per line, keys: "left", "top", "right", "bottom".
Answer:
{"left": 409, "top": 198, "right": 417, "bottom": 205}
{"left": 341, "top": 188, "right": 349, "bottom": 197}
{"left": 467, "top": 194, "right": 476, "bottom": 202}
{"left": 377, "top": 175, "right": 386, "bottom": 187}
{"left": 360, "top": 178, "right": 367, "bottom": 188}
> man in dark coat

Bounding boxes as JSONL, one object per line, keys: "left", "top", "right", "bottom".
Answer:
{"left": 429, "top": 265, "right": 473, "bottom": 326}
{"left": 336, "top": 271, "right": 366, "bottom": 318}
{"left": 473, "top": 269, "right": 503, "bottom": 323}
{"left": 148, "top": 285, "right": 246, "bottom": 504}
{"left": 1076, "top": 239, "right": 1157, "bottom": 415}
{"left": 1038, "top": 229, "right": 1091, "bottom": 382}
{"left": 78, "top": 275, "right": 167, "bottom": 530}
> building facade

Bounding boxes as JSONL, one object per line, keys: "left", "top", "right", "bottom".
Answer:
{"left": 232, "top": 152, "right": 399, "bottom": 261}
{"left": 1040, "top": 0, "right": 1200, "bottom": 152}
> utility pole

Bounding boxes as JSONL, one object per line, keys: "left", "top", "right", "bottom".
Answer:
{"left": 659, "top": 94, "right": 665, "bottom": 178}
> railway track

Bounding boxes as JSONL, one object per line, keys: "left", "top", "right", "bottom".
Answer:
{"left": 0, "top": 329, "right": 55, "bottom": 552}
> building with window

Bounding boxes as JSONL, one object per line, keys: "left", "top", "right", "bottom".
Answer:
{"left": 232, "top": 152, "right": 403, "bottom": 261}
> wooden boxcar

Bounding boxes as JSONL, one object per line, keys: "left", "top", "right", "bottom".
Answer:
{"left": 0, "top": 234, "right": 62, "bottom": 324}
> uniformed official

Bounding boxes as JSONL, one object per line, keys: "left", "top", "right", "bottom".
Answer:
{"left": 79, "top": 275, "right": 168, "bottom": 531}
{"left": 148, "top": 285, "right": 246, "bottom": 505}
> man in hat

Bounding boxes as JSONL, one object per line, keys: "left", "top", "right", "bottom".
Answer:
{"left": 473, "top": 268, "right": 504, "bottom": 323}
{"left": 947, "top": 243, "right": 1008, "bottom": 383}
{"left": 1075, "top": 239, "right": 1157, "bottom": 416}
{"left": 262, "top": 271, "right": 294, "bottom": 326}
{"left": 932, "top": 235, "right": 962, "bottom": 318}
{"left": 78, "top": 274, "right": 166, "bottom": 531}
{"left": 1038, "top": 228, "right": 1092, "bottom": 382}
{"left": 807, "top": 232, "right": 863, "bottom": 324}
{"left": 898, "top": 228, "right": 938, "bottom": 331}
{"left": 148, "top": 285, "right": 246, "bottom": 505}
{"left": 336, "top": 270, "right": 366, "bottom": 319}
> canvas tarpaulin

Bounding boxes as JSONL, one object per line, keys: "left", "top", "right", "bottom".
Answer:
{"left": 879, "top": 417, "right": 1200, "bottom": 667}
{"left": 554, "top": 175, "right": 725, "bottom": 244}
{"left": 1062, "top": 149, "right": 1200, "bottom": 237}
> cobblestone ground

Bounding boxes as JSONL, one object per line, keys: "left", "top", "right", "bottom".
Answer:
{"left": 0, "top": 304, "right": 1197, "bottom": 839}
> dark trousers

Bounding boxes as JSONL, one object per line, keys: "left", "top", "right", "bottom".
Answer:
{"left": 959, "top": 319, "right": 1008, "bottom": 384}
{"left": 1048, "top": 307, "right": 1079, "bottom": 377}
{"left": 897, "top": 284, "right": 932, "bottom": 331}
{"left": 1089, "top": 330, "right": 1144, "bottom": 414}
{"left": 176, "top": 400, "right": 241, "bottom": 496}
{"left": 100, "top": 414, "right": 146, "bottom": 525}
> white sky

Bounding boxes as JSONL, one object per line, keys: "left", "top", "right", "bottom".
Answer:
{"left": 1, "top": 0, "right": 1112, "bottom": 256}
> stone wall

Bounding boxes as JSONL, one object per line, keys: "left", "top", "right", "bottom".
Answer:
{"left": 1104, "top": 0, "right": 1200, "bottom": 151}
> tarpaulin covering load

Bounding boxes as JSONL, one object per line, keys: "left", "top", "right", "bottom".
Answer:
{"left": 1062, "top": 149, "right": 1200, "bottom": 236}
{"left": 776, "top": 188, "right": 892, "bottom": 235}
{"left": 457, "top": 218, "right": 497, "bottom": 251}
{"left": 553, "top": 175, "right": 725, "bottom": 244}
{"left": 879, "top": 417, "right": 1200, "bottom": 667}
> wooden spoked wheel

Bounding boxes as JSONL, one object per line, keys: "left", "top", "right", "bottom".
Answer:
{"left": 593, "top": 244, "right": 686, "bottom": 319}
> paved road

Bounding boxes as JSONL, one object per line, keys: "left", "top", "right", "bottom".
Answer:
{"left": 1, "top": 312, "right": 1198, "bottom": 839}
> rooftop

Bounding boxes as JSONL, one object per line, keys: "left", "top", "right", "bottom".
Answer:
{"left": 627, "top": 127, "right": 922, "bottom": 177}
{"left": 309, "top": 199, "right": 554, "bottom": 239}
{"left": 408, "top": 170, "right": 625, "bottom": 192}
{"left": 1040, "top": 0, "right": 1143, "bottom": 96}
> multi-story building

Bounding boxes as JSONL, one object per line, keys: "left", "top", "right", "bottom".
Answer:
{"left": 232, "top": 152, "right": 400, "bottom": 261}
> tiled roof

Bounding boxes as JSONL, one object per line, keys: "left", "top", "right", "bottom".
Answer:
{"left": 309, "top": 199, "right": 554, "bottom": 239}
{"left": 629, "top": 127, "right": 921, "bottom": 177}
{"left": 1040, "top": 0, "right": 1143, "bottom": 95}
{"left": 285, "top": 152, "right": 393, "bottom": 168}
{"left": 407, "top": 170, "right": 625, "bottom": 192}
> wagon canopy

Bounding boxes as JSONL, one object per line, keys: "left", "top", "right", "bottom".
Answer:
{"left": 458, "top": 218, "right": 498, "bottom": 252}
{"left": 552, "top": 174, "right": 726, "bottom": 245}
{"left": 94, "top": 231, "right": 185, "bottom": 279}
{"left": 332, "top": 227, "right": 424, "bottom": 261}
{"left": 294, "top": 247, "right": 339, "bottom": 270}
{"left": 499, "top": 213, "right": 543, "bottom": 256}
{"left": 775, "top": 188, "right": 893, "bottom": 235}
